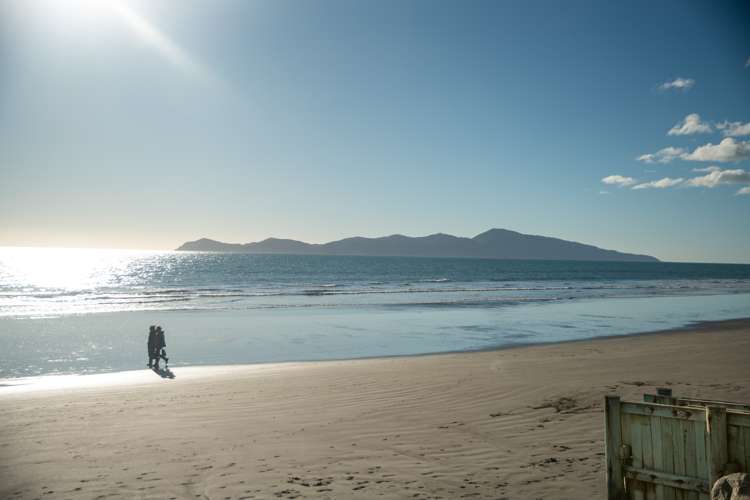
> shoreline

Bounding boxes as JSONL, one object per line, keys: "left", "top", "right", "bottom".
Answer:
{"left": 3, "top": 316, "right": 748, "bottom": 396}
{"left": 4, "top": 291, "right": 750, "bottom": 380}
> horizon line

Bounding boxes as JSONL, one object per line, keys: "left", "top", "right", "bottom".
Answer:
{"left": 2, "top": 244, "right": 749, "bottom": 266}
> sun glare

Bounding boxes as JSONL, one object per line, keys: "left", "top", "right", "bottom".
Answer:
{"left": 0, "top": 247, "right": 151, "bottom": 291}
{"left": 27, "top": 0, "right": 213, "bottom": 83}
{"left": 36, "top": 0, "right": 118, "bottom": 31}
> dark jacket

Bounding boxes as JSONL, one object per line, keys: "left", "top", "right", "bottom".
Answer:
{"left": 147, "top": 330, "right": 157, "bottom": 355}
{"left": 154, "top": 332, "right": 166, "bottom": 351}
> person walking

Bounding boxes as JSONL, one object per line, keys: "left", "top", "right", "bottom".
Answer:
{"left": 147, "top": 325, "right": 157, "bottom": 368}
{"left": 153, "top": 326, "right": 167, "bottom": 370}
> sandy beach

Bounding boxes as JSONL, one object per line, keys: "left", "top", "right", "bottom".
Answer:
{"left": 1, "top": 319, "right": 749, "bottom": 500}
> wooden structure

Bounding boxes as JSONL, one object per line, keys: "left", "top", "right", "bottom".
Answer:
{"left": 605, "top": 390, "right": 750, "bottom": 499}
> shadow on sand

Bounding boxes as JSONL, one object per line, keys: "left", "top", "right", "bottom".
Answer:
{"left": 151, "top": 366, "right": 175, "bottom": 379}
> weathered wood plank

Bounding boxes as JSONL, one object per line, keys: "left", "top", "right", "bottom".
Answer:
{"left": 606, "top": 396, "right": 626, "bottom": 500}
{"left": 642, "top": 393, "right": 750, "bottom": 414}
{"left": 728, "top": 411, "right": 750, "bottom": 430}
{"left": 733, "top": 425, "right": 748, "bottom": 471}
{"left": 694, "top": 417, "right": 708, "bottom": 481}
{"left": 643, "top": 418, "right": 657, "bottom": 500}
{"left": 663, "top": 415, "right": 677, "bottom": 500}
{"left": 622, "top": 411, "right": 632, "bottom": 497}
{"left": 706, "top": 406, "right": 728, "bottom": 492}
{"left": 696, "top": 423, "right": 710, "bottom": 500}
{"left": 652, "top": 416, "right": 666, "bottom": 500}
{"left": 684, "top": 420, "right": 698, "bottom": 500}
{"left": 623, "top": 467, "right": 709, "bottom": 494}
{"left": 623, "top": 402, "right": 705, "bottom": 422}
{"left": 622, "top": 410, "right": 634, "bottom": 498}
{"left": 630, "top": 414, "right": 646, "bottom": 500}
{"left": 677, "top": 397, "right": 750, "bottom": 413}
{"left": 727, "top": 424, "right": 743, "bottom": 471}
{"left": 672, "top": 419, "right": 687, "bottom": 500}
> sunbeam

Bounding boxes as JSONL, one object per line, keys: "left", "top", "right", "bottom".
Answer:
{"left": 28, "top": 0, "right": 220, "bottom": 86}
{"left": 109, "top": 0, "right": 203, "bottom": 77}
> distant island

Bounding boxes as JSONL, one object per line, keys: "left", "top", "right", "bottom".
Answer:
{"left": 176, "top": 228, "right": 659, "bottom": 262}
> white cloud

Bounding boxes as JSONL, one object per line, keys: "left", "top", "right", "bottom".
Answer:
{"left": 685, "top": 168, "right": 750, "bottom": 188}
{"left": 632, "top": 177, "right": 684, "bottom": 190}
{"left": 659, "top": 78, "right": 695, "bottom": 91}
{"left": 716, "top": 121, "right": 750, "bottom": 137}
{"left": 685, "top": 167, "right": 750, "bottom": 197}
{"left": 598, "top": 167, "right": 750, "bottom": 196}
{"left": 637, "top": 146, "right": 686, "bottom": 164}
{"left": 602, "top": 175, "right": 636, "bottom": 187}
{"left": 667, "top": 113, "right": 712, "bottom": 136}
{"left": 682, "top": 138, "right": 750, "bottom": 163}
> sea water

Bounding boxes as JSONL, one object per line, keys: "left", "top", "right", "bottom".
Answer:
{"left": 1, "top": 248, "right": 750, "bottom": 378}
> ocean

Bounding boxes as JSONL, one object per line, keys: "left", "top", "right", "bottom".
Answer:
{"left": 1, "top": 247, "right": 750, "bottom": 378}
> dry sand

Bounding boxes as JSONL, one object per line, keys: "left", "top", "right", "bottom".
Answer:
{"left": 2, "top": 319, "right": 749, "bottom": 500}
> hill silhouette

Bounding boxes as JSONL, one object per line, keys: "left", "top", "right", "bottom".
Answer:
{"left": 176, "top": 229, "right": 658, "bottom": 262}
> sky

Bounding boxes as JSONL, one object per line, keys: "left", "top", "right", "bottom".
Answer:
{"left": 1, "top": 0, "right": 749, "bottom": 263}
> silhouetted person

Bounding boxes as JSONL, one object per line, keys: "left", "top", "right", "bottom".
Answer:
{"left": 147, "top": 325, "right": 158, "bottom": 368}
{"left": 153, "top": 326, "right": 167, "bottom": 369}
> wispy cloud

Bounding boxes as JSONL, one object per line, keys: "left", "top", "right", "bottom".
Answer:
{"left": 746, "top": 57, "right": 750, "bottom": 68}
{"left": 685, "top": 167, "right": 750, "bottom": 188}
{"left": 667, "top": 113, "right": 712, "bottom": 136}
{"left": 659, "top": 78, "right": 695, "bottom": 91}
{"left": 682, "top": 138, "right": 750, "bottom": 163}
{"left": 632, "top": 177, "right": 684, "bottom": 190}
{"left": 601, "top": 175, "right": 636, "bottom": 187}
{"left": 716, "top": 121, "right": 750, "bottom": 137}
{"left": 599, "top": 166, "right": 750, "bottom": 196}
{"left": 637, "top": 146, "right": 686, "bottom": 164}
{"left": 692, "top": 166, "right": 720, "bottom": 173}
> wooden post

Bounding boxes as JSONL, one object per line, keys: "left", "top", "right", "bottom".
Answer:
{"left": 644, "top": 388, "right": 675, "bottom": 405}
{"left": 706, "top": 405, "right": 728, "bottom": 491}
{"left": 658, "top": 387, "right": 676, "bottom": 405}
{"left": 606, "top": 395, "right": 626, "bottom": 500}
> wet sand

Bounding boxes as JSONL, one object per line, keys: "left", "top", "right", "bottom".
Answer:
{"left": 1, "top": 319, "right": 749, "bottom": 499}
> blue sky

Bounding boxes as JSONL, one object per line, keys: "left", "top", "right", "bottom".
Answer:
{"left": 1, "top": 0, "right": 749, "bottom": 262}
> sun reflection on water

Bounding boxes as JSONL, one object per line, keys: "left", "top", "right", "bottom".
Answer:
{"left": 0, "top": 247, "right": 163, "bottom": 291}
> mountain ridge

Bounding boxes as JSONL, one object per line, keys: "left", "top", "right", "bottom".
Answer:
{"left": 176, "top": 229, "right": 659, "bottom": 262}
